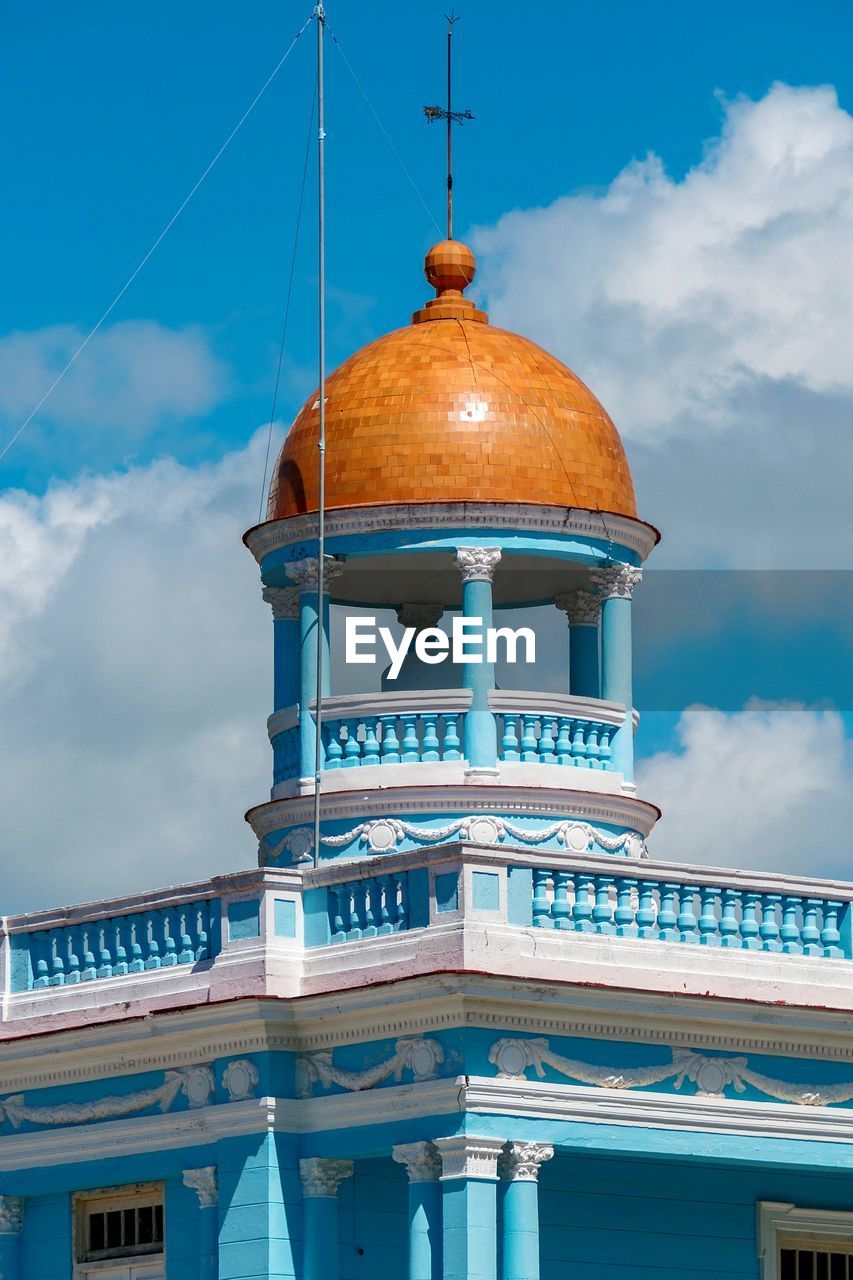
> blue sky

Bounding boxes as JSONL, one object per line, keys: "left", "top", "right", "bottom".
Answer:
{"left": 2, "top": 1, "right": 853, "bottom": 908}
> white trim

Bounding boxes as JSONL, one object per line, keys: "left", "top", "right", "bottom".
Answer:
{"left": 758, "top": 1202, "right": 853, "bottom": 1280}
{"left": 488, "top": 691, "right": 625, "bottom": 725}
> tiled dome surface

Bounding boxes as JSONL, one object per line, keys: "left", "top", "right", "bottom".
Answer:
{"left": 266, "top": 243, "right": 637, "bottom": 521}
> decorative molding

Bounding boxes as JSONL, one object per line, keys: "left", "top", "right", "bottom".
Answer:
{"left": 433, "top": 1135, "right": 506, "bottom": 1181}
{"left": 295, "top": 1037, "right": 444, "bottom": 1097}
{"left": 303, "top": 815, "right": 645, "bottom": 857}
{"left": 498, "top": 1140, "right": 554, "bottom": 1182}
{"left": 0, "top": 1064, "right": 214, "bottom": 1130}
{"left": 262, "top": 586, "right": 300, "bottom": 620}
{"left": 554, "top": 590, "right": 601, "bottom": 627}
{"left": 183, "top": 1166, "right": 217, "bottom": 1208}
{"left": 591, "top": 564, "right": 643, "bottom": 600}
{"left": 454, "top": 546, "right": 502, "bottom": 583}
{"left": 397, "top": 603, "right": 444, "bottom": 629}
{"left": 299, "top": 1157, "right": 354, "bottom": 1198}
{"left": 285, "top": 557, "right": 345, "bottom": 591}
{"left": 0, "top": 1195, "right": 24, "bottom": 1233}
{"left": 489, "top": 1037, "right": 853, "bottom": 1107}
{"left": 222, "top": 1059, "right": 260, "bottom": 1103}
{"left": 392, "top": 1141, "right": 442, "bottom": 1183}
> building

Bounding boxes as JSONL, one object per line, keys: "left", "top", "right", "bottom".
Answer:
{"left": 2, "top": 238, "right": 853, "bottom": 1280}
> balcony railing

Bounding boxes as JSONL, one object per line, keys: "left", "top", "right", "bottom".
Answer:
{"left": 490, "top": 692, "right": 625, "bottom": 770}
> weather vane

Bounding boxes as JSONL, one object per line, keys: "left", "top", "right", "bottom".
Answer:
{"left": 423, "top": 11, "right": 474, "bottom": 240}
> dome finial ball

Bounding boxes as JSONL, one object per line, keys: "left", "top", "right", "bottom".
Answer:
{"left": 424, "top": 240, "right": 476, "bottom": 295}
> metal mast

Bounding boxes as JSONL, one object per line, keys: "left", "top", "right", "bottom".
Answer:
{"left": 424, "top": 12, "right": 473, "bottom": 241}
{"left": 313, "top": 3, "right": 326, "bottom": 868}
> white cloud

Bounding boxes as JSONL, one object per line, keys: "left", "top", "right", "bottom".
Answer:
{"left": 639, "top": 703, "right": 852, "bottom": 877}
{"left": 0, "top": 434, "right": 275, "bottom": 914}
{"left": 473, "top": 83, "right": 853, "bottom": 567}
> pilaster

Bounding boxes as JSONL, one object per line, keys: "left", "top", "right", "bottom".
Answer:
{"left": 183, "top": 1168, "right": 218, "bottom": 1280}
{"left": 434, "top": 1135, "right": 505, "bottom": 1280}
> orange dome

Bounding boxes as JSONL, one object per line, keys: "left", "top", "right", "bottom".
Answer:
{"left": 267, "top": 242, "right": 637, "bottom": 521}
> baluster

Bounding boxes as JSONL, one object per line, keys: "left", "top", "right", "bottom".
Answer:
{"left": 342, "top": 719, "right": 362, "bottom": 767}
{"left": 538, "top": 717, "right": 557, "bottom": 764}
{"left": 33, "top": 933, "right": 51, "bottom": 989}
{"left": 532, "top": 869, "right": 552, "bottom": 928}
{"left": 351, "top": 883, "right": 369, "bottom": 940}
{"left": 362, "top": 719, "right": 380, "bottom": 765}
{"left": 48, "top": 931, "right": 66, "bottom": 986}
{"left": 821, "top": 901, "right": 843, "bottom": 958}
{"left": 592, "top": 876, "right": 615, "bottom": 934}
{"left": 380, "top": 715, "right": 401, "bottom": 765}
{"left": 97, "top": 924, "right": 114, "bottom": 978}
{"left": 719, "top": 889, "right": 740, "bottom": 948}
{"left": 677, "top": 886, "right": 699, "bottom": 944}
{"left": 555, "top": 717, "right": 572, "bottom": 765}
{"left": 570, "top": 720, "right": 588, "bottom": 767}
{"left": 697, "top": 888, "right": 720, "bottom": 946}
{"left": 161, "top": 908, "right": 178, "bottom": 967}
{"left": 111, "top": 919, "right": 129, "bottom": 975}
{"left": 325, "top": 720, "right": 344, "bottom": 769}
{"left": 586, "top": 724, "right": 601, "bottom": 769}
{"left": 394, "top": 873, "right": 408, "bottom": 931}
{"left": 501, "top": 714, "right": 520, "bottom": 762}
{"left": 145, "top": 915, "right": 162, "bottom": 969}
{"left": 614, "top": 879, "right": 637, "bottom": 937}
{"left": 572, "top": 875, "right": 595, "bottom": 932}
{"left": 177, "top": 910, "right": 194, "bottom": 964}
{"left": 128, "top": 920, "right": 145, "bottom": 972}
{"left": 759, "top": 894, "right": 782, "bottom": 953}
{"left": 657, "top": 885, "right": 679, "bottom": 942}
{"left": 401, "top": 714, "right": 420, "bottom": 763}
{"left": 363, "top": 878, "right": 379, "bottom": 938}
{"left": 195, "top": 904, "right": 211, "bottom": 961}
{"left": 801, "top": 899, "right": 822, "bottom": 956}
{"left": 442, "top": 714, "right": 462, "bottom": 760}
{"left": 552, "top": 871, "right": 572, "bottom": 930}
{"left": 81, "top": 926, "right": 98, "bottom": 980}
{"left": 740, "top": 893, "right": 760, "bottom": 950}
{"left": 780, "top": 896, "right": 802, "bottom": 954}
{"left": 65, "top": 927, "right": 82, "bottom": 984}
{"left": 422, "top": 714, "right": 440, "bottom": 761}
{"left": 636, "top": 882, "right": 657, "bottom": 939}
{"left": 520, "top": 715, "right": 538, "bottom": 762}
{"left": 377, "top": 876, "right": 394, "bottom": 934}
{"left": 330, "top": 885, "right": 347, "bottom": 942}
{"left": 597, "top": 725, "right": 613, "bottom": 770}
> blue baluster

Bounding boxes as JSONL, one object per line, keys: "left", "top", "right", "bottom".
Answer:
{"left": 501, "top": 714, "right": 520, "bottom": 762}
{"left": 161, "top": 909, "right": 178, "bottom": 967}
{"left": 81, "top": 926, "right": 98, "bottom": 980}
{"left": 821, "top": 900, "right": 843, "bottom": 958}
{"left": 195, "top": 904, "right": 211, "bottom": 961}
{"left": 586, "top": 724, "right": 601, "bottom": 769}
{"left": 552, "top": 871, "right": 572, "bottom": 930}
{"left": 380, "top": 715, "right": 401, "bottom": 764}
{"left": 597, "top": 725, "right": 613, "bottom": 770}
{"left": 350, "top": 883, "right": 368, "bottom": 940}
{"left": 636, "top": 882, "right": 657, "bottom": 939}
{"left": 614, "top": 878, "right": 637, "bottom": 936}
{"left": 362, "top": 719, "right": 380, "bottom": 765}
{"left": 329, "top": 885, "right": 347, "bottom": 942}
{"left": 422, "top": 714, "right": 440, "bottom": 761}
{"left": 532, "top": 869, "right": 552, "bottom": 928}
{"left": 145, "top": 916, "right": 162, "bottom": 969}
{"left": 555, "top": 717, "right": 572, "bottom": 765}
{"left": 801, "top": 899, "right": 822, "bottom": 955}
{"left": 538, "top": 716, "right": 557, "bottom": 764}
{"left": 325, "top": 720, "right": 344, "bottom": 769}
{"left": 49, "top": 931, "right": 66, "bottom": 986}
{"left": 377, "top": 876, "right": 394, "bottom": 934}
{"left": 177, "top": 910, "right": 194, "bottom": 964}
{"left": 112, "top": 919, "right": 129, "bottom": 975}
{"left": 442, "top": 714, "right": 462, "bottom": 760}
{"left": 570, "top": 720, "right": 588, "bottom": 767}
{"left": 65, "top": 927, "right": 82, "bottom": 984}
{"left": 342, "top": 719, "right": 362, "bottom": 767}
{"left": 719, "top": 889, "right": 740, "bottom": 948}
{"left": 363, "top": 879, "right": 379, "bottom": 938}
{"left": 97, "top": 924, "right": 114, "bottom": 978}
{"left": 740, "top": 893, "right": 760, "bottom": 950}
{"left": 678, "top": 886, "right": 699, "bottom": 944}
{"left": 394, "top": 873, "right": 408, "bottom": 931}
{"left": 697, "top": 887, "right": 720, "bottom": 946}
{"left": 401, "top": 714, "right": 420, "bottom": 763}
{"left": 128, "top": 920, "right": 145, "bottom": 972}
{"left": 572, "top": 875, "right": 595, "bottom": 932}
{"left": 658, "top": 885, "right": 679, "bottom": 942}
{"left": 33, "top": 933, "right": 51, "bottom": 989}
{"left": 780, "top": 896, "right": 802, "bottom": 954}
{"left": 520, "top": 715, "right": 538, "bottom": 762}
{"left": 592, "top": 876, "right": 615, "bottom": 934}
{"left": 759, "top": 894, "right": 782, "bottom": 953}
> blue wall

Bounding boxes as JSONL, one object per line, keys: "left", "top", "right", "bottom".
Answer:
{"left": 338, "top": 1158, "right": 408, "bottom": 1280}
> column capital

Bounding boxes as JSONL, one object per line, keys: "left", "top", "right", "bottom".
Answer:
{"left": 262, "top": 585, "right": 300, "bottom": 620}
{"left": 454, "top": 547, "right": 502, "bottom": 583}
{"left": 555, "top": 589, "right": 601, "bottom": 627}
{"left": 392, "top": 1141, "right": 442, "bottom": 1183}
{"left": 433, "top": 1135, "right": 506, "bottom": 1182}
{"left": 0, "top": 1196, "right": 23, "bottom": 1234}
{"left": 183, "top": 1166, "right": 217, "bottom": 1208}
{"left": 299, "top": 1157, "right": 354, "bottom": 1198}
{"left": 591, "top": 563, "right": 643, "bottom": 600}
{"left": 498, "top": 1141, "right": 554, "bottom": 1183}
{"left": 286, "top": 557, "right": 346, "bottom": 592}
{"left": 396, "top": 602, "right": 444, "bottom": 630}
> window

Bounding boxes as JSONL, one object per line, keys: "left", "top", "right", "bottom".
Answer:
{"left": 74, "top": 1186, "right": 164, "bottom": 1279}
{"left": 759, "top": 1203, "right": 853, "bottom": 1280}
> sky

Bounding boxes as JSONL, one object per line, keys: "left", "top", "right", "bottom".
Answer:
{"left": 2, "top": 0, "right": 853, "bottom": 911}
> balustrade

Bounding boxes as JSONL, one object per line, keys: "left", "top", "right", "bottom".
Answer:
{"left": 528, "top": 871, "right": 848, "bottom": 958}
{"left": 490, "top": 692, "right": 625, "bottom": 772}
{"left": 327, "top": 873, "right": 408, "bottom": 943}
